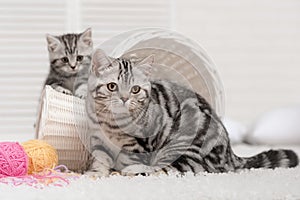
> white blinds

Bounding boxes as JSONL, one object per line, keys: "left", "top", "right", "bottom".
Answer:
{"left": 0, "top": 1, "right": 66, "bottom": 141}
{"left": 81, "top": 0, "right": 171, "bottom": 45}
{"left": 0, "top": 0, "right": 171, "bottom": 141}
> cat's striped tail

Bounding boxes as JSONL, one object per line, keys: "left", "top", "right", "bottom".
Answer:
{"left": 238, "top": 149, "right": 299, "bottom": 170}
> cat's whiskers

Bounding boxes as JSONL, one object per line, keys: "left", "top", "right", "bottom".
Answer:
{"left": 95, "top": 106, "right": 109, "bottom": 115}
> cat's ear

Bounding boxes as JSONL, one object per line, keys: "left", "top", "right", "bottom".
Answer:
{"left": 46, "top": 34, "right": 61, "bottom": 52}
{"left": 92, "top": 49, "right": 112, "bottom": 75}
{"left": 136, "top": 54, "right": 154, "bottom": 76}
{"left": 80, "top": 28, "right": 92, "bottom": 46}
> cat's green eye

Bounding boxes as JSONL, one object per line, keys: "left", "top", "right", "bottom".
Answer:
{"left": 77, "top": 55, "right": 84, "bottom": 62}
{"left": 131, "top": 85, "right": 141, "bottom": 94}
{"left": 107, "top": 82, "right": 118, "bottom": 92}
{"left": 61, "top": 57, "right": 69, "bottom": 63}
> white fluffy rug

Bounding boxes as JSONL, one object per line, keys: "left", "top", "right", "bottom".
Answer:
{"left": 0, "top": 144, "right": 300, "bottom": 200}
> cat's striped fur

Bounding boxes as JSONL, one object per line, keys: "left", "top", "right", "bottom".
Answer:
{"left": 85, "top": 49, "right": 299, "bottom": 176}
{"left": 45, "top": 28, "right": 93, "bottom": 98}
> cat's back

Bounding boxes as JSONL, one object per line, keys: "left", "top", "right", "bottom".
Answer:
{"left": 151, "top": 79, "right": 206, "bottom": 104}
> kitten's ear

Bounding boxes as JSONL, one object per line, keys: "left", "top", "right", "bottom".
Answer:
{"left": 136, "top": 54, "right": 154, "bottom": 76}
{"left": 92, "top": 49, "right": 112, "bottom": 75}
{"left": 46, "top": 34, "right": 61, "bottom": 52}
{"left": 80, "top": 28, "right": 92, "bottom": 46}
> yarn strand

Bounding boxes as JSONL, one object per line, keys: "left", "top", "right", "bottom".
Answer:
{"left": 0, "top": 165, "right": 80, "bottom": 188}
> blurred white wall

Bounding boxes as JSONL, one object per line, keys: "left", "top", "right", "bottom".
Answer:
{"left": 174, "top": 0, "right": 300, "bottom": 123}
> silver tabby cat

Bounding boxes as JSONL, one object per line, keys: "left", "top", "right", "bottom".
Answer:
{"left": 45, "top": 28, "right": 93, "bottom": 98}
{"left": 85, "top": 49, "right": 299, "bottom": 176}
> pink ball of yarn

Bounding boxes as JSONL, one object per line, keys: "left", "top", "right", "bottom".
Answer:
{"left": 0, "top": 142, "right": 28, "bottom": 177}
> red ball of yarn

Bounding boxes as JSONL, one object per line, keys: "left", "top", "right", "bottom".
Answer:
{"left": 0, "top": 142, "right": 28, "bottom": 177}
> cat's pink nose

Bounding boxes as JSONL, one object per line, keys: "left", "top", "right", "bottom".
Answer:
{"left": 120, "top": 97, "right": 129, "bottom": 103}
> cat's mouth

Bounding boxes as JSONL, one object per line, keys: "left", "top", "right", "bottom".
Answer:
{"left": 67, "top": 66, "right": 79, "bottom": 73}
{"left": 111, "top": 105, "right": 129, "bottom": 114}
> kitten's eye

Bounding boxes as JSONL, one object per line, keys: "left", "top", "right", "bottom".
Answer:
{"left": 131, "top": 85, "right": 141, "bottom": 94}
{"left": 107, "top": 82, "right": 118, "bottom": 92}
{"left": 77, "top": 55, "right": 84, "bottom": 62}
{"left": 61, "top": 57, "right": 69, "bottom": 63}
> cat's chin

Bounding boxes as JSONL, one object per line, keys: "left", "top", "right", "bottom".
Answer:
{"left": 66, "top": 70, "right": 79, "bottom": 74}
{"left": 110, "top": 107, "right": 130, "bottom": 115}
{"left": 59, "top": 69, "right": 78, "bottom": 76}
{"left": 64, "top": 66, "right": 85, "bottom": 74}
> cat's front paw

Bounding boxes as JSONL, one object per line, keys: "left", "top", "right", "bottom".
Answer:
{"left": 74, "top": 92, "right": 86, "bottom": 99}
{"left": 54, "top": 86, "right": 73, "bottom": 95}
{"left": 74, "top": 85, "right": 87, "bottom": 99}
{"left": 121, "top": 164, "right": 163, "bottom": 176}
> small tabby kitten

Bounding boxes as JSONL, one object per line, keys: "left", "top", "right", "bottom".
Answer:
{"left": 86, "top": 49, "right": 299, "bottom": 176}
{"left": 45, "top": 28, "right": 93, "bottom": 98}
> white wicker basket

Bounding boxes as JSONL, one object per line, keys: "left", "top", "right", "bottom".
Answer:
{"left": 35, "top": 86, "right": 89, "bottom": 172}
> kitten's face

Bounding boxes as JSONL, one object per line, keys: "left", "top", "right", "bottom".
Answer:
{"left": 46, "top": 28, "right": 92, "bottom": 75}
{"left": 89, "top": 49, "right": 153, "bottom": 116}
